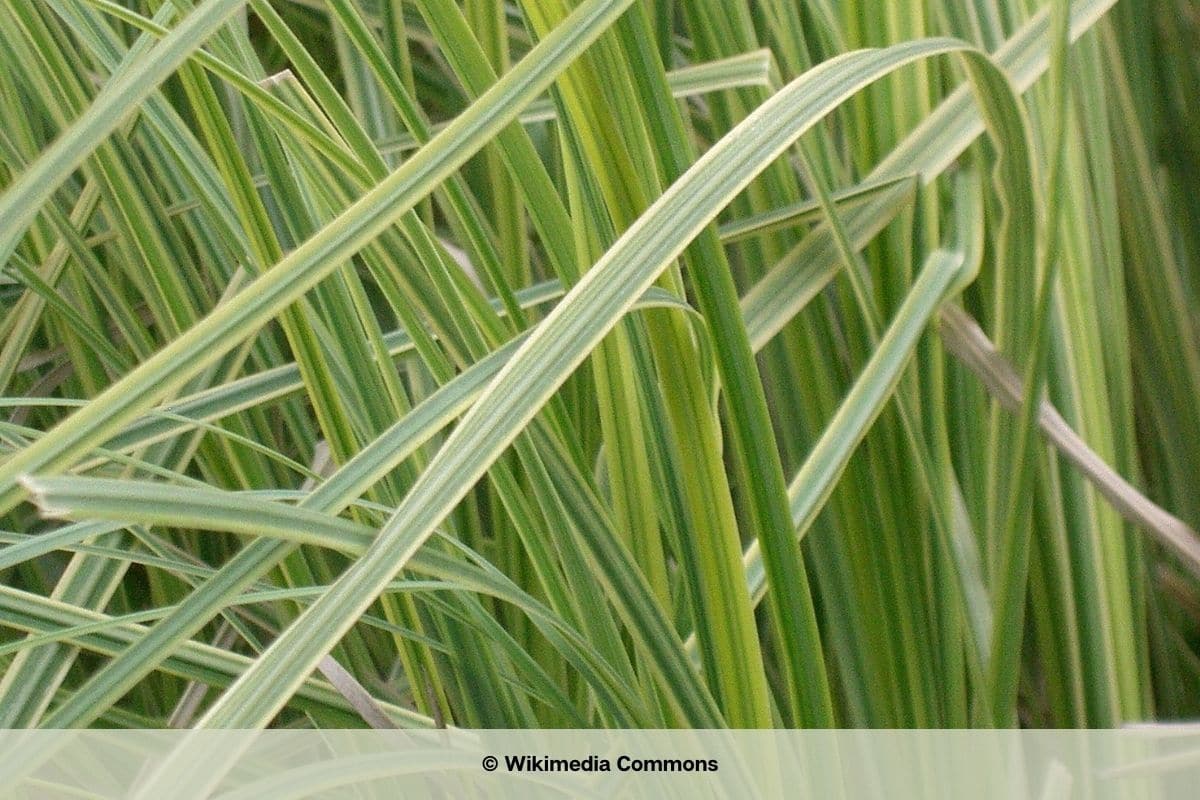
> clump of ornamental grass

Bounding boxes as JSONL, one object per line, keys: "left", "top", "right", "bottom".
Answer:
{"left": 0, "top": 0, "right": 1198, "bottom": 730}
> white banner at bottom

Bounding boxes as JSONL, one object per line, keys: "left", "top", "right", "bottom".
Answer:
{"left": 1, "top": 728, "right": 1198, "bottom": 798}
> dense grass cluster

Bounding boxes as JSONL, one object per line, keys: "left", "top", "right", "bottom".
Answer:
{"left": 1, "top": 0, "right": 1198, "bottom": 729}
